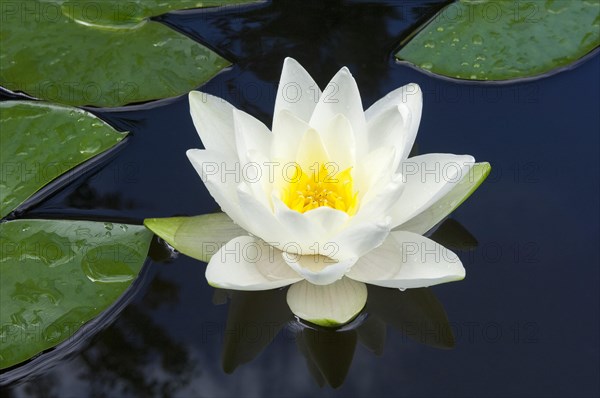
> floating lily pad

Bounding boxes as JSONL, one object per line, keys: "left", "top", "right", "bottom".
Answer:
{"left": 396, "top": 0, "right": 600, "bottom": 81}
{"left": 0, "top": 0, "right": 234, "bottom": 106}
{"left": 58, "top": 0, "right": 257, "bottom": 28}
{"left": 0, "top": 101, "right": 128, "bottom": 218}
{"left": 0, "top": 219, "right": 153, "bottom": 369}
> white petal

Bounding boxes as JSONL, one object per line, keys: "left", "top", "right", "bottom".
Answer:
{"left": 267, "top": 194, "right": 351, "bottom": 255}
{"left": 302, "top": 206, "right": 350, "bottom": 236}
{"left": 320, "top": 114, "right": 356, "bottom": 170}
{"left": 351, "top": 173, "right": 404, "bottom": 225}
{"left": 328, "top": 218, "right": 391, "bottom": 261}
{"left": 365, "top": 83, "right": 422, "bottom": 163}
{"left": 274, "top": 57, "right": 321, "bottom": 122}
{"left": 271, "top": 195, "right": 353, "bottom": 256}
{"left": 236, "top": 183, "right": 290, "bottom": 246}
{"left": 189, "top": 91, "right": 237, "bottom": 155}
{"left": 367, "top": 104, "right": 415, "bottom": 170}
{"left": 392, "top": 154, "right": 474, "bottom": 228}
{"left": 286, "top": 278, "right": 367, "bottom": 327}
{"left": 282, "top": 253, "right": 356, "bottom": 285}
{"left": 243, "top": 149, "right": 274, "bottom": 208}
{"left": 397, "top": 162, "right": 491, "bottom": 234}
{"left": 346, "top": 231, "right": 465, "bottom": 289}
{"left": 206, "top": 236, "right": 302, "bottom": 290}
{"left": 295, "top": 128, "right": 330, "bottom": 170}
{"left": 309, "top": 67, "right": 366, "bottom": 153}
{"left": 272, "top": 194, "right": 328, "bottom": 251}
{"left": 353, "top": 146, "right": 396, "bottom": 202}
{"left": 271, "top": 110, "right": 311, "bottom": 162}
{"left": 187, "top": 149, "right": 249, "bottom": 230}
{"left": 233, "top": 109, "right": 272, "bottom": 165}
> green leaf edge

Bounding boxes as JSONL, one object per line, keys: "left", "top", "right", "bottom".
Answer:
{"left": 0, "top": 100, "right": 129, "bottom": 218}
{"left": 0, "top": 219, "right": 153, "bottom": 370}
{"left": 395, "top": 1, "right": 600, "bottom": 82}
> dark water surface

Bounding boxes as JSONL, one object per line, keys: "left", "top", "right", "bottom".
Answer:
{"left": 2, "top": 1, "right": 599, "bottom": 397}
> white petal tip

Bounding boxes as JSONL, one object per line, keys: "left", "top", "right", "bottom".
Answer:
{"left": 185, "top": 148, "right": 199, "bottom": 157}
{"left": 339, "top": 66, "right": 352, "bottom": 76}
{"left": 188, "top": 90, "right": 205, "bottom": 103}
{"left": 407, "top": 83, "right": 421, "bottom": 92}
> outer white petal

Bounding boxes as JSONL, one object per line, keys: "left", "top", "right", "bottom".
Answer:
{"left": 187, "top": 149, "right": 249, "bottom": 230}
{"left": 235, "top": 183, "right": 293, "bottom": 247}
{"left": 346, "top": 231, "right": 465, "bottom": 289}
{"left": 281, "top": 253, "right": 357, "bottom": 285}
{"left": 206, "top": 236, "right": 302, "bottom": 290}
{"left": 309, "top": 67, "right": 367, "bottom": 153}
{"left": 243, "top": 149, "right": 274, "bottom": 209}
{"left": 233, "top": 109, "right": 272, "bottom": 165}
{"left": 328, "top": 218, "right": 391, "bottom": 261}
{"left": 397, "top": 162, "right": 491, "bottom": 234}
{"left": 391, "top": 154, "right": 474, "bottom": 228}
{"left": 189, "top": 91, "right": 237, "bottom": 156}
{"left": 365, "top": 83, "right": 422, "bottom": 160}
{"left": 286, "top": 278, "right": 367, "bottom": 327}
{"left": 274, "top": 57, "right": 321, "bottom": 122}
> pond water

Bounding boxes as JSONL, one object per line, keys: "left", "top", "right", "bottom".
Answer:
{"left": 2, "top": 1, "right": 599, "bottom": 396}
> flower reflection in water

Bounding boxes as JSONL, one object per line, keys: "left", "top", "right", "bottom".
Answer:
{"left": 215, "top": 217, "right": 475, "bottom": 388}
{"left": 217, "top": 285, "right": 454, "bottom": 388}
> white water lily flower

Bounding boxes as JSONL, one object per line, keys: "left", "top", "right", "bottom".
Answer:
{"left": 186, "top": 58, "right": 489, "bottom": 326}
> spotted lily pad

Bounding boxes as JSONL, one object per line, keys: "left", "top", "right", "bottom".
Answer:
{"left": 0, "top": 219, "right": 153, "bottom": 369}
{"left": 396, "top": 0, "right": 600, "bottom": 81}
{"left": 0, "top": 101, "right": 127, "bottom": 218}
{"left": 0, "top": 0, "right": 237, "bottom": 106}
{"left": 59, "top": 0, "right": 257, "bottom": 28}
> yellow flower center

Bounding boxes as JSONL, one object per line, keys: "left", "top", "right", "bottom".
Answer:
{"left": 282, "top": 163, "right": 358, "bottom": 215}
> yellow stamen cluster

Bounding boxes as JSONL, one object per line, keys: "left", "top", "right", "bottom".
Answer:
{"left": 282, "top": 163, "right": 358, "bottom": 215}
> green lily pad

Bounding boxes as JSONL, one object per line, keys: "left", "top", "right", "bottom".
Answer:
{"left": 144, "top": 213, "right": 245, "bottom": 263}
{"left": 0, "top": 101, "right": 127, "bottom": 218}
{"left": 396, "top": 0, "right": 600, "bottom": 81}
{"left": 57, "top": 0, "right": 257, "bottom": 28}
{"left": 0, "top": 0, "right": 234, "bottom": 107}
{"left": 396, "top": 162, "right": 491, "bottom": 234}
{"left": 0, "top": 219, "right": 153, "bottom": 369}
